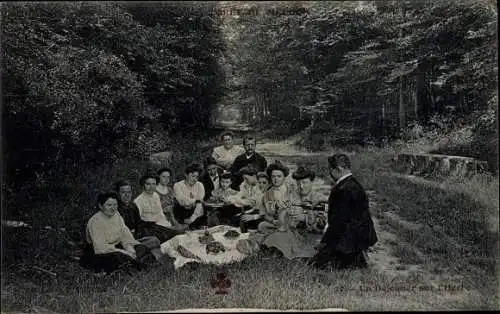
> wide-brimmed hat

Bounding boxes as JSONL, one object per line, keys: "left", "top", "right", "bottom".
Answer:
{"left": 292, "top": 166, "right": 315, "bottom": 181}
{"left": 239, "top": 164, "right": 258, "bottom": 176}
{"left": 266, "top": 160, "right": 289, "bottom": 177}
{"left": 220, "top": 172, "right": 232, "bottom": 180}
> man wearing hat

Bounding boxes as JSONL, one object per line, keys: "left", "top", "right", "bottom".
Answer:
{"left": 309, "top": 154, "right": 378, "bottom": 269}
{"left": 229, "top": 136, "right": 268, "bottom": 190}
{"left": 199, "top": 156, "right": 224, "bottom": 201}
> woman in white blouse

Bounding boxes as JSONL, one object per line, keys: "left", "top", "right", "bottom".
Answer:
{"left": 134, "top": 174, "right": 184, "bottom": 242}
{"left": 134, "top": 174, "right": 171, "bottom": 227}
{"left": 211, "top": 132, "right": 245, "bottom": 170}
{"left": 173, "top": 163, "right": 206, "bottom": 229}
{"left": 80, "top": 192, "right": 155, "bottom": 274}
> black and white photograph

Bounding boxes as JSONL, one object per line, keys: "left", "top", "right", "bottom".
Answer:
{"left": 1, "top": 1, "right": 498, "bottom": 312}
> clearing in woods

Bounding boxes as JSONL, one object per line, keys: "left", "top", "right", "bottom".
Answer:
{"left": 1, "top": 136, "right": 496, "bottom": 312}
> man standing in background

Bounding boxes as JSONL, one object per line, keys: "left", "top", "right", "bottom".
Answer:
{"left": 229, "top": 136, "right": 268, "bottom": 190}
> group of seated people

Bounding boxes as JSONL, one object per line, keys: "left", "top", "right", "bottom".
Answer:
{"left": 81, "top": 132, "right": 378, "bottom": 275}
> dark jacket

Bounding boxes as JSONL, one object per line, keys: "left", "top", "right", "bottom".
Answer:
{"left": 199, "top": 168, "right": 224, "bottom": 201}
{"left": 229, "top": 152, "right": 268, "bottom": 190}
{"left": 118, "top": 201, "right": 179, "bottom": 243}
{"left": 117, "top": 201, "right": 143, "bottom": 233}
{"left": 321, "top": 176, "right": 378, "bottom": 254}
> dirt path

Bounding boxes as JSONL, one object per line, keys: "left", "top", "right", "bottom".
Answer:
{"left": 256, "top": 140, "right": 469, "bottom": 288}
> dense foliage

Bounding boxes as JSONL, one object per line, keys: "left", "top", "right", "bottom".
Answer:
{"left": 1, "top": 1, "right": 498, "bottom": 215}
{"left": 222, "top": 0, "right": 497, "bottom": 148}
{"left": 2, "top": 2, "right": 224, "bottom": 186}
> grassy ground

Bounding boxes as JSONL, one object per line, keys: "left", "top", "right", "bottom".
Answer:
{"left": 1, "top": 131, "right": 498, "bottom": 312}
{"left": 1, "top": 254, "right": 489, "bottom": 312}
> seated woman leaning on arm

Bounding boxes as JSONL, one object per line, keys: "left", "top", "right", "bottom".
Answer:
{"left": 80, "top": 192, "right": 155, "bottom": 274}
{"left": 173, "top": 163, "right": 206, "bottom": 229}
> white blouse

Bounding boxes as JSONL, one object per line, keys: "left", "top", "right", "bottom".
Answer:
{"left": 227, "top": 182, "right": 263, "bottom": 208}
{"left": 212, "top": 145, "right": 245, "bottom": 169}
{"left": 134, "top": 192, "right": 171, "bottom": 227}
{"left": 86, "top": 211, "right": 139, "bottom": 254}
{"left": 173, "top": 180, "right": 205, "bottom": 207}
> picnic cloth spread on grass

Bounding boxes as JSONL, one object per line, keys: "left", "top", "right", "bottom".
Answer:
{"left": 160, "top": 225, "right": 259, "bottom": 269}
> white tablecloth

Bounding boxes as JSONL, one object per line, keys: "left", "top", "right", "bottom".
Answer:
{"left": 160, "top": 225, "right": 253, "bottom": 269}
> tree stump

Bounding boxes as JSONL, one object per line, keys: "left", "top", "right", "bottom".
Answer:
{"left": 391, "top": 153, "right": 489, "bottom": 178}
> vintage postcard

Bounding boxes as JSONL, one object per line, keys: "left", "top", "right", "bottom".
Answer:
{"left": 1, "top": 1, "right": 498, "bottom": 312}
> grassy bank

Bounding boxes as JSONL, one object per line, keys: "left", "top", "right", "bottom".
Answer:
{"left": 2, "top": 133, "right": 498, "bottom": 312}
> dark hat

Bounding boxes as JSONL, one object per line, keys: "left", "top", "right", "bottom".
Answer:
{"left": 220, "top": 172, "right": 232, "bottom": 180}
{"left": 292, "top": 166, "right": 315, "bottom": 181}
{"left": 266, "top": 160, "right": 289, "bottom": 178}
{"left": 204, "top": 156, "right": 218, "bottom": 168}
{"left": 239, "top": 164, "right": 258, "bottom": 176}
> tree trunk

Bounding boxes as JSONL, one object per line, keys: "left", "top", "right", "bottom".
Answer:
{"left": 399, "top": 78, "right": 406, "bottom": 131}
{"left": 413, "top": 79, "right": 418, "bottom": 120}
{"left": 398, "top": 4, "right": 406, "bottom": 131}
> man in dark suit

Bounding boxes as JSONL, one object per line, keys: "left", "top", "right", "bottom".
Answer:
{"left": 199, "top": 156, "right": 224, "bottom": 201}
{"left": 308, "top": 153, "right": 378, "bottom": 269}
{"left": 229, "top": 136, "right": 267, "bottom": 190}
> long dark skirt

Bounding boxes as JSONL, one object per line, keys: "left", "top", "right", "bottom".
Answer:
{"left": 172, "top": 202, "right": 207, "bottom": 230}
{"left": 308, "top": 248, "right": 368, "bottom": 270}
{"left": 135, "top": 221, "right": 182, "bottom": 243}
{"left": 80, "top": 243, "right": 155, "bottom": 273}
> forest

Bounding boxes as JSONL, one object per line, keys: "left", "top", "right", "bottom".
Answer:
{"left": 1, "top": 1, "right": 498, "bottom": 312}
{"left": 3, "top": 1, "right": 497, "bottom": 189}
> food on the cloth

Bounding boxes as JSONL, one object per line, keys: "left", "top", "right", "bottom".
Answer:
{"left": 206, "top": 241, "right": 226, "bottom": 254}
{"left": 199, "top": 231, "right": 215, "bottom": 244}
{"left": 176, "top": 245, "right": 201, "bottom": 260}
{"left": 223, "top": 230, "right": 240, "bottom": 239}
{"left": 236, "top": 239, "right": 260, "bottom": 255}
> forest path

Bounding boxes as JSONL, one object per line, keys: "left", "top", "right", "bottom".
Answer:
{"left": 255, "top": 138, "right": 480, "bottom": 306}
